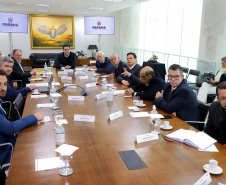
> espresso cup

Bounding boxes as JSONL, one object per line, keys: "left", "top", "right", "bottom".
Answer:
{"left": 163, "top": 121, "right": 170, "bottom": 128}
{"left": 33, "top": 89, "right": 39, "bottom": 94}
{"left": 209, "top": 159, "right": 218, "bottom": 171}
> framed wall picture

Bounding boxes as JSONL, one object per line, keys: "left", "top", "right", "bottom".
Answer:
{"left": 29, "top": 14, "right": 75, "bottom": 49}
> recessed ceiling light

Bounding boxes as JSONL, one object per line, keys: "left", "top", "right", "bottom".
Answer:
{"left": 35, "top": 3, "right": 50, "bottom": 7}
{"left": 104, "top": 0, "right": 124, "bottom": 2}
{"left": 89, "top": 7, "right": 104, "bottom": 10}
{"left": 36, "top": 10, "right": 49, "bottom": 12}
{"left": 18, "top": 2, "right": 22, "bottom": 5}
{"left": 80, "top": 12, "right": 92, "bottom": 14}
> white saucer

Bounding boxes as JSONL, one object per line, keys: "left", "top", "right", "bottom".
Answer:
{"left": 137, "top": 104, "right": 146, "bottom": 107}
{"left": 203, "top": 164, "right": 223, "bottom": 175}
{"left": 160, "top": 125, "right": 173, "bottom": 130}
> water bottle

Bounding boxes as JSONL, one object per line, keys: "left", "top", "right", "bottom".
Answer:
{"left": 107, "top": 87, "right": 113, "bottom": 102}
{"left": 55, "top": 123, "right": 65, "bottom": 145}
{"left": 91, "top": 71, "right": 95, "bottom": 81}
{"left": 102, "top": 78, "right": 107, "bottom": 90}
{"left": 50, "top": 84, "right": 56, "bottom": 101}
{"left": 44, "top": 62, "right": 48, "bottom": 71}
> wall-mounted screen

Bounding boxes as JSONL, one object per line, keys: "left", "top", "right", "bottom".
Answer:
{"left": 0, "top": 12, "right": 28, "bottom": 33}
{"left": 84, "top": 17, "right": 115, "bottom": 35}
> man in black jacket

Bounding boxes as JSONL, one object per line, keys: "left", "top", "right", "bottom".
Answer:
{"left": 10, "top": 49, "right": 36, "bottom": 87}
{"left": 125, "top": 66, "right": 166, "bottom": 101}
{"left": 117, "top": 52, "right": 142, "bottom": 87}
{"left": 204, "top": 81, "right": 226, "bottom": 145}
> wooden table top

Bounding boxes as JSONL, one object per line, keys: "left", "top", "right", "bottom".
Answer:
{"left": 6, "top": 69, "right": 226, "bottom": 185}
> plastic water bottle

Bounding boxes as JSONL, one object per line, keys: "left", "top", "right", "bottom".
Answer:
{"left": 91, "top": 71, "right": 95, "bottom": 81}
{"left": 102, "top": 78, "right": 107, "bottom": 90}
{"left": 55, "top": 123, "right": 65, "bottom": 145}
{"left": 50, "top": 84, "right": 56, "bottom": 101}
{"left": 44, "top": 62, "right": 48, "bottom": 71}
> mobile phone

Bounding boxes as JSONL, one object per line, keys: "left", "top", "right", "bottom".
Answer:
{"left": 161, "top": 115, "right": 172, "bottom": 119}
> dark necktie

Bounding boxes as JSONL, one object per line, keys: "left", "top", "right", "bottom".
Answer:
{"left": 168, "top": 90, "right": 175, "bottom": 102}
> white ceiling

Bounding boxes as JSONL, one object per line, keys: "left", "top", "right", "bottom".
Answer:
{"left": 0, "top": 0, "right": 147, "bottom": 15}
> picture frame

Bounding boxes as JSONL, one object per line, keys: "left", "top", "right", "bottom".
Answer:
{"left": 29, "top": 14, "right": 75, "bottom": 49}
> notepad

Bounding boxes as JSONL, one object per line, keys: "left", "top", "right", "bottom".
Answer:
{"left": 165, "top": 129, "right": 217, "bottom": 150}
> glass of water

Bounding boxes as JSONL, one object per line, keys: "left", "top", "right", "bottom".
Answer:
{"left": 133, "top": 96, "right": 140, "bottom": 106}
{"left": 151, "top": 119, "right": 161, "bottom": 134}
{"left": 59, "top": 153, "right": 73, "bottom": 176}
{"left": 51, "top": 96, "right": 59, "bottom": 110}
{"left": 54, "top": 110, "right": 63, "bottom": 124}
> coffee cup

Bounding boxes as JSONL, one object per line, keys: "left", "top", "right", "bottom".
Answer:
{"left": 209, "top": 159, "right": 218, "bottom": 171}
{"left": 163, "top": 121, "right": 170, "bottom": 128}
{"left": 138, "top": 100, "right": 143, "bottom": 106}
{"left": 33, "top": 89, "right": 39, "bottom": 94}
{"left": 61, "top": 67, "right": 65, "bottom": 70}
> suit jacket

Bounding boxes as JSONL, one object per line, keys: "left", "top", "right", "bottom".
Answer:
{"left": 117, "top": 63, "right": 142, "bottom": 87}
{"left": 153, "top": 79, "right": 199, "bottom": 121}
{"left": 115, "top": 61, "right": 129, "bottom": 82}
{"left": 55, "top": 52, "right": 76, "bottom": 69}
{"left": 133, "top": 72, "right": 166, "bottom": 101}
{"left": 204, "top": 101, "right": 226, "bottom": 144}
{"left": 10, "top": 57, "right": 31, "bottom": 86}
{"left": 0, "top": 99, "right": 37, "bottom": 170}
{"left": 95, "top": 57, "right": 114, "bottom": 74}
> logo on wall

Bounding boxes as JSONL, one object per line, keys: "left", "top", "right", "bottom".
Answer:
{"left": 92, "top": 21, "right": 106, "bottom": 30}
{"left": 2, "top": 17, "right": 18, "bottom": 27}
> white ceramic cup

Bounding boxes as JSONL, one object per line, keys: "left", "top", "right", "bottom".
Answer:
{"left": 61, "top": 67, "right": 65, "bottom": 70}
{"left": 163, "top": 121, "right": 170, "bottom": 128}
{"left": 33, "top": 89, "right": 39, "bottom": 94}
{"left": 209, "top": 159, "right": 218, "bottom": 171}
{"left": 138, "top": 100, "right": 143, "bottom": 106}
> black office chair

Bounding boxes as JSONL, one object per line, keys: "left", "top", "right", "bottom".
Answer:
{"left": 11, "top": 80, "right": 23, "bottom": 88}
{"left": 187, "top": 69, "right": 201, "bottom": 91}
{"left": 13, "top": 93, "right": 25, "bottom": 119}
{"left": 142, "top": 61, "right": 166, "bottom": 80}
{"left": 2, "top": 101, "right": 12, "bottom": 119}
{"left": 181, "top": 67, "right": 189, "bottom": 80}
{"left": 185, "top": 100, "right": 210, "bottom": 131}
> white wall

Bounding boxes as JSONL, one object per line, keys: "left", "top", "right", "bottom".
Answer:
{"left": 0, "top": 12, "right": 119, "bottom": 58}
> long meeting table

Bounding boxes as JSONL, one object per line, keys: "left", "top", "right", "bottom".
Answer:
{"left": 6, "top": 68, "right": 226, "bottom": 185}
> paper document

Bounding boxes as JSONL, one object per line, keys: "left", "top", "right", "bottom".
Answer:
{"left": 129, "top": 112, "right": 150, "bottom": 117}
{"left": 64, "top": 84, "right": 77, "bottom": 88}
{"left": 35, "top": 157, "right": 67, "bottom": 171}
{"left": 68, "top": 96, "right": 85, "bottom": 101}
{"left": 30, "top": 78, "right": 43, "bottom": 81}
{"left": 27, "top": 83, "right": 48, "bottom": 87}
{"left": 79, "top": 76, "right": 88, "bottom": 80}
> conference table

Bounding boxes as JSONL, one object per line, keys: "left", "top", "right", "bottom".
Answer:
{"left": 6, "top": 68, "right": 226, "bottom": 185}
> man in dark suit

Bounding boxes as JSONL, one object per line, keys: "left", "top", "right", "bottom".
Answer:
{"left": 0, "top": 69, "right": 44, "bottom": 175}
{"left": 125, "top": 66, "right": 166, "bottom": 101}
{"left": 204, "top": 81, "right": 226, "bottom": 145}
{"left": 117, "top": 52, "right": 142, "bottom": 87}
{"left": 93, "top": 51, "right": 114, "bottom": 74}
{"left": 108, "top": 53, "right": 129, "bottom": 81}
{"left": 10, "top": 49, "right": 36, "bottom": 87}
{"left": 55, "top": 45, "right": 76, "bottom": 69}
{"left": 154, "top": 64, "right": 199, "bottom": 123}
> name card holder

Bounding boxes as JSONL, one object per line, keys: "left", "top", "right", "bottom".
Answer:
{"left": 135, "top": 133, "right": 158, "bottom": 144}
{"left": 61, "top": 76, "right": 72, "bottom": 80}
{"left": 108, "top": 110, "right": 123, "bottom": 121}
{"left": 68, "top": 96, "right": 85, "bottom": 101}
{"left": 74, "top": 114, "right": 95, "bottom": 122}
{"left": 79, "top": 76, "right": 88, "bottom": 80}
{"left": 85, "top": 83, "right": 96, "bottom": 88}
{"left": 95, "top": 93, "right": 107, "bottom": 100}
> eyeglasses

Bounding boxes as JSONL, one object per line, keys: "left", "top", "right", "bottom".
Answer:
{"left": 140, "top": 75, "right": 146, "bottom": 79}
{"left": 168, "top": 75, "right": 181, "bottom": 80}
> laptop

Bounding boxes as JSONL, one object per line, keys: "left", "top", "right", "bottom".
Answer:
{"left": 38, "top": 75, "right": 53, "bottom": 93}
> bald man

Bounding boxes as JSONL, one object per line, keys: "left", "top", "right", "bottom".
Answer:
{"left": 125, "top": 66, "right": 166, "bottom": 101}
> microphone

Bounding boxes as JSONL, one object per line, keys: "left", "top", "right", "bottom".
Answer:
{"left": 56, "top": 85, "right": 89, "bottom": 96}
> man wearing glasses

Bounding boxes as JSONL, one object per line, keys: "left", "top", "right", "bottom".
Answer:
{"left": 125, "top": 66, "right": 166, "bottom": 100}
{"left": 204, "top": 81, "right": 226, "bottom": 145}
{"left": 154, "top": 64, "right": 199, "bottom": 124}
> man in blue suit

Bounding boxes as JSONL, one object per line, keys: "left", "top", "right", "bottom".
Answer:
{"left": 93, "top": 51, "right": 114, "bottom": 74}
{"left": 55, "top": 45, "right": 76, "bottom": 69}
{"left": 154, "top": 64, "right": 199, "bottom": 124}
{"left": 0, "top": 69, "right": 44, "bottom": 174}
